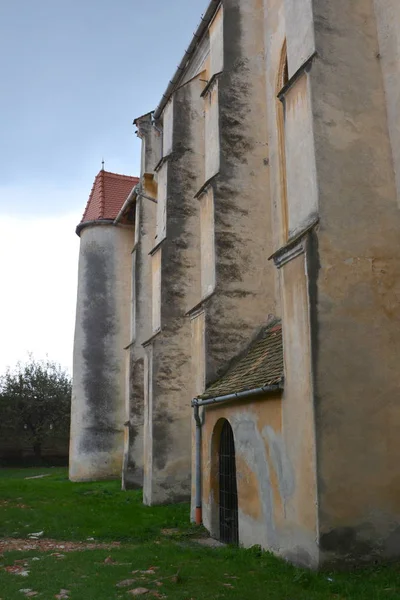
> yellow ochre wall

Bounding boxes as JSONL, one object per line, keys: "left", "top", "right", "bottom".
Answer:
{"left": 201, "top": 389, "right": 318, "bottom": 567}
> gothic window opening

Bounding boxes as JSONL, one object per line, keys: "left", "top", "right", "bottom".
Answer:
{"left": 219, "top": 420, "right": 239, "bottom": 545}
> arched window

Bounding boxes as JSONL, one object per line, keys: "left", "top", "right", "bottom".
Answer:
{"left": 218, "top": 419, "right": 238, "bottom": 544}
{"left": 276, "top": 41, "right": 289, "bottom": 242}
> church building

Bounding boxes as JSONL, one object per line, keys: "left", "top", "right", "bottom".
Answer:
{"left": 70, "top": 0, "right": 400, "bottom": 568}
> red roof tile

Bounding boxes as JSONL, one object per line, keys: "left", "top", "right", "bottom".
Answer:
{"left": 80, "top": 170, "right": 139, "bottom": 223}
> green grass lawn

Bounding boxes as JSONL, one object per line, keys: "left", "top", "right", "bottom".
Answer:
{"left": 1, "top": 468, "right": 400, "bottom": 599}
{"left": 0, "top": 467, "right": 190, "bottom": 542}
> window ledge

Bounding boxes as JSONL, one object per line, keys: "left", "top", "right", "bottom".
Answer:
{"left": 186, "top": 291, "right": 215, "bottom": 318}
{"left": 142, "top": 329, "right": 161, "bottom": 348}
{"left": 149, "top": 238, "right": 165, "bottom": 256}
{"left": 200, "top": 71, "right": 222, "bottom": 97}
{"left": 194, "top": 173, "right": 219, "bottom": 199}
{"left": 268, "top": 217, "right": 319, "bottom": 268}
{"left": 277, "top": 52, "right": 317, "bottom": 102}
{"left": 154, "top": 154, "right": 172, "bottom": 173}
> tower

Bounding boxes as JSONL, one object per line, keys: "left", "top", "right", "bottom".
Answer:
{"left": 69, "top": 169, "right": 139, "bottom": 481}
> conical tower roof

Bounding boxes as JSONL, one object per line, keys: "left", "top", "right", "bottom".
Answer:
{"left": 80, "top": 170, "right": 139, "bottom": 223}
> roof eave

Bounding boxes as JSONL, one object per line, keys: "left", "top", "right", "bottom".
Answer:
{"left": 152, "top": 0, "right": 221, "bottom": 121}
{"left": 114, "top": 183, "right": 140, "bottom": 224}
{"left": 193, "top": 381, "right": 284, "bottom": 407}
{"left": 75, "top": 219, "right": 115, "bottom": 237}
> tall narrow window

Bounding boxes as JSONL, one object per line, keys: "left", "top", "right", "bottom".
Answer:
{"left": 200, "top": 188, "right": 216, "bottom": 298}
{"left": 209, "top": 5, "right": 223, "bottom": 77}
{"left": 151, "top": 248, "right": 161, "bottom": 333}
{"left": 277, "top": 41, "right": 289, "bottom": 242}
{"left": 162, "top": 98, "right": 174, "bottom": 157}
{"left": 191, "top": 310, "right": 206, "bottom": 396}
{"left": 156, "top": 164, "right": 167, "bottom": 241}
{"left": 131, "top": 249, "right": 136, "bottom": 341}
{"left": 204, "top": 82, "right": 220, "bottom": 181}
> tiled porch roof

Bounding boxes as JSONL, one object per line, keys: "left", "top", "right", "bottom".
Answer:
{"left": 199, "top": 321, "right": 284, "bottom": 400}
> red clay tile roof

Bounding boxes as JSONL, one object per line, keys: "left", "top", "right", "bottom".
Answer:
{"left": 199, "top": 321, "right": 284, "bottom": 400}
{"left": 80, "top": 170, "right": 139, "bottom": 223}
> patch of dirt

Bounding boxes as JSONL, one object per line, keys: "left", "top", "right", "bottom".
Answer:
{"left": 192, "top": 537, "right": 225, "bottom": 548}
{"left": 0, "top": 501, "right": 30, "bottom": 509}
{"left": 160, "top": 528, "right": 180, "bottom": 536}
{"left": 0, "top": 538, "right": 121, "bottom": 553}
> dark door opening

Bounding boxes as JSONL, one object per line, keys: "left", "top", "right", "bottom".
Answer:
{"left": 219, "top": 420, "right": 239, "bottom": 544}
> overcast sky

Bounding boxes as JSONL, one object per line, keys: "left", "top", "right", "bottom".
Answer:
{"left": 0, "top": 0, "right": 206, "bottom": 374}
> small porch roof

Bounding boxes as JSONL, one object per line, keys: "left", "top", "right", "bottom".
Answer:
{"left": 198, "top": 321, "right": 284, "bottom": 401}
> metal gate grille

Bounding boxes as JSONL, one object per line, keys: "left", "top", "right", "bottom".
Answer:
{"left": 219, "top": 420, "right": 239, "bottom": 545}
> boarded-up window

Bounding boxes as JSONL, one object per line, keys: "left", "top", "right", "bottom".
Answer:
{"left": 152, "top": 248, "right": 161, "bottom": 333}
{"left": 283, "top": 0, "right": 315, "bottom": 76}
{"left": 131, "top": 249, "right": 137, "bottom": 340}
{"left": 134, "top": 200, "right": 140, "bottom": 247}
{"left": 209, "top": 6, "right": 223, "bottom": 77}
{"left": 277, "top": 42, "right": 289, "bottom": 242}
{"left": 191, "top": 310, "right": 206, "bottom": 396}
{"left": 200, "top": 188, "right": 216, "bottom": 298}
{"left": 181, "top": 35, "right": 210, "bottom": 86}
{"left": 163, "top": 98, "right": 174, "bottom": 157}
{"left": 156, "top": 164, "right": 167, "bottom": 241}
{"left": 140, "top": 137, "right": 146, "bottom": 176}
{"left": 205, "top": 82, "right": 220, "bottom": 181}
{"left": 284, "top": 72, "right": 318, "bottom": 238}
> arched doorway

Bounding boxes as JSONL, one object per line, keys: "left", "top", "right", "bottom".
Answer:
{"left": 219, "top": 420, "right": 239, "bottom": 544}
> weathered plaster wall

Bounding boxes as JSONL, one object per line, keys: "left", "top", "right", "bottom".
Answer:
{"left": 201, "top": 397, "right": 282, "bottom": 549}
{"left": 263, "top": 0, "right": 318, "bottom": 244}
{"left": 123, "top": 114, "right": 159, "bottom": 490}
{"left": 373, "top": 0, "right": 400, "bottom": 206}
{"left": 70, "top": 224, "right": 133, "bottom": 481}
{"left": 310, "top": 0, "right": 400, "bottom": 566}
{"left": 200, "top": 390, "right": 316, "bottom": 565}
{"left": 122, "top": 200, "right": 156, "bottom": 489}
{"left": 204, "top": 0, "right": 277, "bottom": 388}
{"left": 279, "top": 250, "right": 319, "bottom": 567}
{"left": 180, "top": 35, "right": 210, "bottom": 87}
{"left": 200, "top": 249, "right": 318, "bottom": 568}
{"left": 263, "top": 0, "right": 287, "bottom": 251}
{"left": 143, "top": 78, "right": 204, "bottom": 505}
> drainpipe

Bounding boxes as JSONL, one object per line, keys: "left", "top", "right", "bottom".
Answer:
{"left": 191, "top": 383, "right": 283, "bottom": 527}
{"left": 193, "top": 400, "right": 202, "bottom": 525}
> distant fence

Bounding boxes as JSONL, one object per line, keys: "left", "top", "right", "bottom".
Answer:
{"left": 0, "top": 429, "right": 69, "bottom": 466}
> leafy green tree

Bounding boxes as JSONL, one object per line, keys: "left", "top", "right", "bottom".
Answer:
{"left": 0, "top": 356, "right": 72, "bottom": 459}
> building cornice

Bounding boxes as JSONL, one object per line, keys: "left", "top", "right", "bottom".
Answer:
{"left": 75, "top": 219, "right": 116, "bottom": 237}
